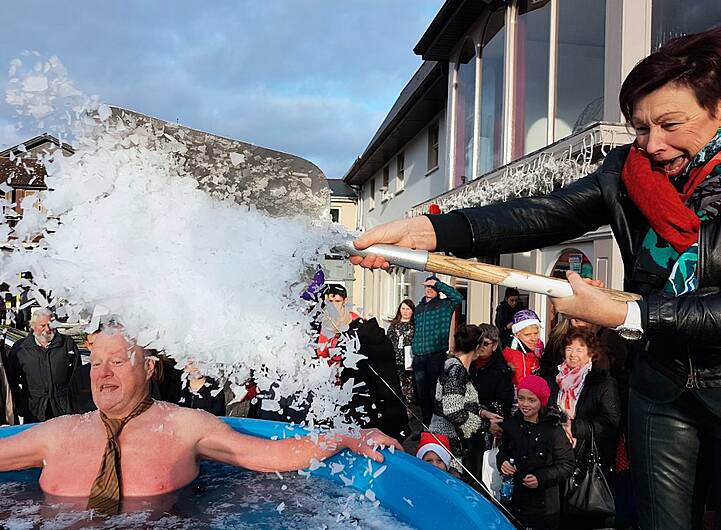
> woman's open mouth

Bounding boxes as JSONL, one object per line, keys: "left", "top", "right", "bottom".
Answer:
{"left": 654, "top": 154, "right": 689, "bottom": 177}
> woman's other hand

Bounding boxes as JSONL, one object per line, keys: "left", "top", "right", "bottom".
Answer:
{"left": 550, "top": 271, "right": 627, "bottom": 328}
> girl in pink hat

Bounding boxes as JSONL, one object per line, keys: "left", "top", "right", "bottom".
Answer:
{"left": 497, "top": 375, "right": 574, "bottom": 530}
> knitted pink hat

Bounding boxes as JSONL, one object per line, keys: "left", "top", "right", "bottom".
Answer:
{"left": 517, "top": 375, "right": 550, "bottom": 407}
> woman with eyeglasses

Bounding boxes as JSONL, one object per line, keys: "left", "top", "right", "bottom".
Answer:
{"left": 550, "top": 327, "right": 620, "bottom": 529}
{"left": 469, "top": 324, "right": 515, "bottom": 424}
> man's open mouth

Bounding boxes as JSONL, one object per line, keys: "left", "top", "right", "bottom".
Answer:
{"left": 100, "top": 384, "right": 118, "bottom": 392}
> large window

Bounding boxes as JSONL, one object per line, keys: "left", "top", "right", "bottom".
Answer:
{"left": 652, "top": 0, "right": 721, "bottom": 50}
{"left": 453, "top": 39, "right": 477, "bottom": 186}
{"left": 555, "top": 0, "right": 605, "bottom": 140}
{"left": 368, "top": 178, "right": 375, "bottom": 210}
{"left": 513, "top": 0, "right": 550, "bottom": 158}
{"left": 478, "top": 10, "right": 506, "bottom": 175}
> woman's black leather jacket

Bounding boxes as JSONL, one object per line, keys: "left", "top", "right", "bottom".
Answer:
{"left": 433, "top": 145, "right": 721, "bottom": 399}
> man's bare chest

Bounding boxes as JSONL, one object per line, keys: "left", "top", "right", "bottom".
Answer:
{"left": 39, "top": 423, "right": 199, "bottom": 498}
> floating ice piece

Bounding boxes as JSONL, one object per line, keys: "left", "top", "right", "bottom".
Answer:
{"left": 276, "top": 502, "right": 285, "bottom": 513}
{"left": 229, "top": 152, "right": 245, "bottom": 166}
{"left": 373, "top": 465, "right": 387, "bottom": 478}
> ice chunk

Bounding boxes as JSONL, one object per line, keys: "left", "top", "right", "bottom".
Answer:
{"left": 229, "top": 152, "right": 245, "bottom": 166}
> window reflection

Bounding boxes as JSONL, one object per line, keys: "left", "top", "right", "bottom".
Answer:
{"left": 513, "top": 0, "right": 550, "bottom": 158}
{"left": 652, "top": 0, "right": 721, "bottom": 50}
{"left": 555, "top": 0, "right": 605, "bottom": 140}
{"left": 453, "top": 39, "right": 476, "bottom": 187}
{"left": 478, "top": 10, "right": 505, "bottom": 176}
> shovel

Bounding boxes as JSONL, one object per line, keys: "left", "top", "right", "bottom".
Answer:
{"left": 335, "top": 241, "right": 641, "bottom": 302}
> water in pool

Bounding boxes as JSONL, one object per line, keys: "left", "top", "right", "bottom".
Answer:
{"left": 0, "top": 461, "right": 413, "bottom": 529}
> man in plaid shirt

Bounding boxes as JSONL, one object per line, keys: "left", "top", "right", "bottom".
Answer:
{"left": 411, "top": 276, "right": 463, "bottom": 425}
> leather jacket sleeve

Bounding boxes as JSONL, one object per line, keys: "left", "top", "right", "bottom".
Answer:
{"left": 643, "top": 291, "right": 721, "bottom": 344}
{"left": 431, "top": 166, "right": 612, "bottom": 258}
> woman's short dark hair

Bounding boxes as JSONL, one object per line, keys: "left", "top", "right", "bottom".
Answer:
{"left": 620, "top": 26, "right": 721, "bottom": 122}
{"left": 478, "top": 323, "right": 500, "bottom": 344}
{"left": 454, "top": 323, "right": 483, "bottom": 353}
{"left": 562, "top": 328, "right": 599, "bottom": 361}
{"left": 390, "top": 298, "right": 415, "bottom": 325}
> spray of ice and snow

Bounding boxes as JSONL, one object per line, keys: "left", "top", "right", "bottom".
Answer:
{"left": 1, "top": 54, "right": 360, "bottom": 428}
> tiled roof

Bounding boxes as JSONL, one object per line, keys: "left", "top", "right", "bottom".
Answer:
{"left": 328, "top": 179, "right": 357, "bottom": 198}
{"left": 0, "top": 157, "right": 47, "bottom": 188}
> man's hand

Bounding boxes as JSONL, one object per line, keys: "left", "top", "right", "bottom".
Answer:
{"left": 522, "top": 474, "right": 539, "bottom": 488}
{"left": 423, "top": 279, "right": 438, "bottom": 288}
{"left": 500, "top": 460, "right": 517, "bottom": 475}
{"left": 550, "top": 271, "right": 627, "bottom": 328}
{"left": 350, "top": 217, "right": 437, "bottom": 269}
{"left": 342, "top": 428, "right": 404, "bottom": 463}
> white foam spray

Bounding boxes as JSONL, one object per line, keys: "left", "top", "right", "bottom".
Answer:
{"left": 1, "top": 54, "right": 358, "bottom": 429}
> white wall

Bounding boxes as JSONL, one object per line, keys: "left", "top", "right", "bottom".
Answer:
{"left": 358, "top": 111, "right": 448, "bottom": 321}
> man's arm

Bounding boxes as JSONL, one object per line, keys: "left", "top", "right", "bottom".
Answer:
{"left": 194, "top": 412, "right": 402, "bottom": 473}
{"left": 0, "top": 423, "right": 48, "bottom": 472}
{"left": 434, "top": 280, "right": 463, "bottom": 306}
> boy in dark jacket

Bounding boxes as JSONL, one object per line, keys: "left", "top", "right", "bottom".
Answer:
{"left": 498, "top": 375, "right": 574, "bottom": 530}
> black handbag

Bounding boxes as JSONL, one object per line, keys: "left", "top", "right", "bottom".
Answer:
{"left": 565, "top": 426, "right": 615, "bottom": 516}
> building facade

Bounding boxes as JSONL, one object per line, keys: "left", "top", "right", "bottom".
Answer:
{"left": 345, "top": 0, "right": 721, "bottom": 331}
{"left": 323, "top": 179, "right": 363, "bottom": 310}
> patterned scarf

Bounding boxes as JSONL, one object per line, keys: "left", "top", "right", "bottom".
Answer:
{"left": 555, "top": 361, "right": 592, "bottom": 420}
{"left": 622, "top": 129, "right": 721, "bottom": 295}
{"left": 87, "top": 395, "right": 155, "bottom": 515}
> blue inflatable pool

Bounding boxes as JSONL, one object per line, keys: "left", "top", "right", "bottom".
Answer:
{"left": 0, "top": 417, "right": 516, "bottom": 529}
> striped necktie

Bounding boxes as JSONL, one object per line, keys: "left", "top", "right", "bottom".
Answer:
{"left": 87, "top": 395, "right": 154, "bottom": 514}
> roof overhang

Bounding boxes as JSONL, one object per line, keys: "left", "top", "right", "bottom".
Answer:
{"left": 344, "top": 61, "right": 448, "bottom": 186}
{"left": 414, "top": 0, "right": 508, "bottom": 61}
{"left": 409, "top": 122, "right": 636, "bottom": 216}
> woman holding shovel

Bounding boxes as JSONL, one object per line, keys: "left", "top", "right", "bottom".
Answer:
{"left": 350, "top": 28, "right": 721, "bottom": 530}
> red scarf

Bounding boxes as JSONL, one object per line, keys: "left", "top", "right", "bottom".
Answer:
{"left": 621, "top": 144, "right": 721, "bottom": 253}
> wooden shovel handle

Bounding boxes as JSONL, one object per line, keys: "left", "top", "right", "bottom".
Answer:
{"left": 426, "top": 254, "right": 641, "bottom": 303}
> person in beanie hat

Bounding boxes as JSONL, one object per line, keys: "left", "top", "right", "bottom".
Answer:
{"left": 416, "top": 431, "right": 453, "bottom": 472}
{"left": 497, "top": 375, "right": 574, "bottom": 530}
{"left": 503, "top": 309, "right": 544, "bottom": 387}
{"left": 517, "top": 374, "right": 551, "bottom": 408}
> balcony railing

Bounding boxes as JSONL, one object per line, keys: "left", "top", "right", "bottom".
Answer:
{"left": 409, "top": 122, "right": 635, "bottom": 217}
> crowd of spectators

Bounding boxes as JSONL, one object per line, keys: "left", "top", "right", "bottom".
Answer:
{"left": 0, "top": 286, "right": 634, "bottom": 529}
{"left": 394, "top": 283, "right": 630, "bottom": 529}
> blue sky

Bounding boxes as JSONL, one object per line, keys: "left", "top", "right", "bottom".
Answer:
{"left": 0, "top": 1, "right": 443, "bottom": 178}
